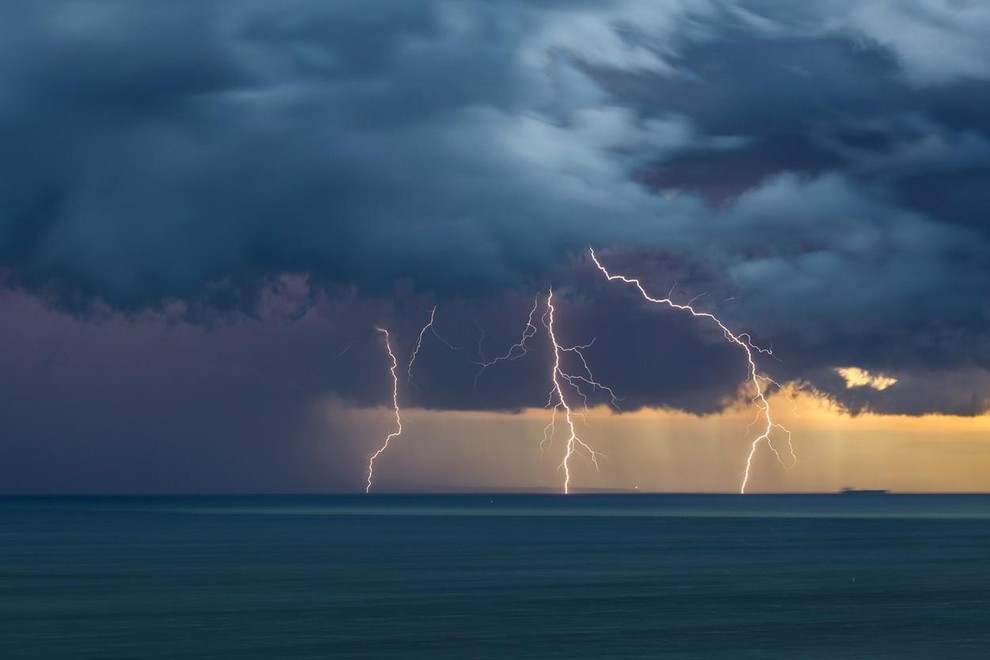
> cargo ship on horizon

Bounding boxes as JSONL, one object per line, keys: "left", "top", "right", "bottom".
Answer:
{"left": 840, "top": 487, "right": 890, "bottom": 495}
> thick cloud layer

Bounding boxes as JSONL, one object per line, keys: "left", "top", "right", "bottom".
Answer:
{"left": 0, "top": 0, "right": 989, "bottom": 418}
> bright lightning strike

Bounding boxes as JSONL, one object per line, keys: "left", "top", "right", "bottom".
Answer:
{"left": 544, "top": 287, "right": 603, "bottom": 494}
{"left": 589, "top": 248, "right": 794, "bottom": 494}
{"left": 365, "top": 308, "right": 458, "bottom": 492}
{"left": 365, "top": 327, "right": 402, "bottom": 494}
{"left": 479, "top": 289, "right": 610, "bottom": 493}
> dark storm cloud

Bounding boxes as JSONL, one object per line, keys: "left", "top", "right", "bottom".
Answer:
{"left": 0, "top": 283, "right": 436, "bottom": 492}
{"left": 0, "top": 281, "right": 756, "bottom": 493}
{"left": 396, "top": 286, "right": 746, "bottom": 415}
{"left": 0, "top": 0, "right": 989, "bottom": 419}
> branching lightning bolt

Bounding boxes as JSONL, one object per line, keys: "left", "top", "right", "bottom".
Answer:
{"left": 365, "top": 308, "right": 458, "bottom": 492}
{"left": 555, "top": 336, "right": 622, "bottom": 411}
{"left": 365, "top": 327, "right": 402, "bottom": 494}
{"left": 407, "top": 305, "right": 458, "bottom": 387}
{"left": 478, "top": 289, "right": 612, "bottom": 493}
{"left": 544, "top": 286, "right": 603, "bottom": 494}
{"left": 589, "top": 248, "right": 794, "bottom": 494}
{"left": 472, "top": 297, "right": 540, "bottom": 385}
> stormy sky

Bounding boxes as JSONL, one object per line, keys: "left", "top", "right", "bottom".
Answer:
{"left": 1, "top": 0, "right": 989, "bottom": 492}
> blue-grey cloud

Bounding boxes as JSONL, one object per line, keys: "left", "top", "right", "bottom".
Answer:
{"left": 0, "top": 0, "right": 988, "bottom": 418}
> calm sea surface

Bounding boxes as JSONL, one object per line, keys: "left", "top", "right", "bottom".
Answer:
{"left": 1, "top": 495, "right": 989, "bottom": 659}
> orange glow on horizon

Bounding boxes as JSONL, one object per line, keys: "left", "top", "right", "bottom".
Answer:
{"left": 322, "top": 386, "right": 990, "bottom": 494}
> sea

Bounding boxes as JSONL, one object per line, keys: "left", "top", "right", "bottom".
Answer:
{"left": 1, "top": 494, "right": 989, "bottom": 659}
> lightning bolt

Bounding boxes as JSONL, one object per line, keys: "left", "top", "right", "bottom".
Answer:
{"left": 589, "top": 248, "right": 794, "bottom": 494}
{"left": 544, "top": 286, "right": 603, "bottom": 494}
{"left": 472, "top": 297, "right": 540, "bottom": 385}
{"left": 407, "top": 305, "right": 457, "bottom": 387}
{"left": 364, "top": 307, "right": 458, "bottom": 492}
{"left": 478, "top": 289, "right": 609, "bottom": 493}
{"left": 365, "top": 327, "right": 402, "bottom": 494}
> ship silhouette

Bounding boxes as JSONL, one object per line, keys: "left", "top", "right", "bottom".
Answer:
{"left": 840, "top": 487, "right": 889, "bottom": 495}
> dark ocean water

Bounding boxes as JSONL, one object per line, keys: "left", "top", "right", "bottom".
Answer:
{"left": 1, "top": 495, "right": 989, "bottom": 659}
